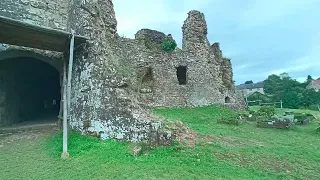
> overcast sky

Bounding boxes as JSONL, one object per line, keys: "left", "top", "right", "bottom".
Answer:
{"left": 113, "top": 0, "right": 320, "bottom": 85}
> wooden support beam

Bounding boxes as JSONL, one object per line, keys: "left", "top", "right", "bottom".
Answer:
{"left": 0, "top": 15, "right": 88, "bottom": 52}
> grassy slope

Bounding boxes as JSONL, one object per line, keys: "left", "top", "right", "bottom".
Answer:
{"left": 1, "top": 106, "right": 319, "bottom": 180}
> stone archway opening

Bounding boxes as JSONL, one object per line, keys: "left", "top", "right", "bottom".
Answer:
{"left": 0, "top": 57, "right": 61, "bottom": 127}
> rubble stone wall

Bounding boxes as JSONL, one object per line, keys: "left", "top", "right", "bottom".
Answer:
{"left": 67, "top": 0, "right": 171, "bottom": 143}
{"left": 0, "top": 0, "right": 68, "bottom": 30}
{"left": 115, "top": 11, "right": 241, "bottom": 108}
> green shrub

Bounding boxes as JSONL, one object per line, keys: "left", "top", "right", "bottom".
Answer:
{"left": 237, "top": 111, "right": 249, "bottom": 118}
{"left": 306, "top": 113, "right": 316, "bottom": 120}
{"left": 294, "top": 113, "right": 307, "bottom": 120}
{"left": 306, "top": 113, "right": 314, "bottom": 117}
{"left": 316, "top": 122, "right": 320, "bottom": 133}
{"left": 285, "top": 111, "right": 294, "bottom": 115}
{"left": 256, "top": 116, "right": 269, "bottom": 122}
{"left": 309, "top": 105, "right": 320, "bottom": 111}
{"left": 257, "top": 106, "right": 275, "bottom": 118}
{"left": 160, "top": 37, "right": 177, "bottom": 52}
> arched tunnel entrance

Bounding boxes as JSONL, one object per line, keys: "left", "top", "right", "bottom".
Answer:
{"left": 0, "top": 57, "right": 61, "bottom": 127}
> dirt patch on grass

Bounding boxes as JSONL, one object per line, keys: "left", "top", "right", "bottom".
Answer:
{"left": 0, "top": 125, "right": 58, "bottom": 147}
{"left": 161, "top": 119, "right": 197, "bottom": 148}
{"left": 170, "top": 121, "right": 197, "bottom": 148}
{"left": 215, "top": 152, "right": 294, "bottom": 173}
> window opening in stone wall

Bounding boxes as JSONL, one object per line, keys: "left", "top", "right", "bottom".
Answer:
{"left": 176, "top": 66, "right": 187, "bottom": 85}
{"left": 225, "top": 96, "right": 231, "bottom": 103}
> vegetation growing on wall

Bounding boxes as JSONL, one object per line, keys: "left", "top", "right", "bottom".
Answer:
{"left": 160, "top": 37, "right": 177, "bottom": 52}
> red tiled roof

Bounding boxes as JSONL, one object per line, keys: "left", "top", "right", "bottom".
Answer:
{"left": 312, "top": 80, "right": 320, "bottom": 85}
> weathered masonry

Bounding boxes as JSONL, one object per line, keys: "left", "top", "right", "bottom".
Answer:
{"left": 0, "top": 0, "right": 245, "bottom": 143}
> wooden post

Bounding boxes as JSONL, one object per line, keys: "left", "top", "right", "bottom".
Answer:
{"left": 61, "top": 59, "right": 69, "bottom": 159}
{"left": 280, "top": 100, "right": 283, "bottom": 109}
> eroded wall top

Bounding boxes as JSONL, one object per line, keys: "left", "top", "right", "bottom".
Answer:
{"left": 182, "top": 10, "right": 211, "bottom": 58}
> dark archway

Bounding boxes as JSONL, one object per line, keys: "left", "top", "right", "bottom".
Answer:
{"left": 0, "top": 57, "right": 61, "bottom": 126}
{"left": 225, "top": 96, "right": 231, "bottom": 103}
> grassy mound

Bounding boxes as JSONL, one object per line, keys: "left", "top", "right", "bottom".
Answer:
{"left": 154, "top": 105, "right": 238, "bottom": 134}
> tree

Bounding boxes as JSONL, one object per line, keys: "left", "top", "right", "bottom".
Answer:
{"left": 280, "top": 72, "right": 289, "bottom": 79}
{"left": 247, "top": 92, "right": 271, "bottom": 103}
{"left": 301, "top": 75, "right": 314, "bottom": 88}
{"left": 263, "top": 74, "right": 282, "bottom": 95}
{"left": 283, "top": 91, "right": 300, "bottom": 109}
{"left": 263, "top": 73, "right": 305, "bottom": 108}
{"left": 301, "top": 89, "right": 315, "bottom": 107}
{"left": 262, "top": 73, "right": 320, "bottom": 109}
{"left": 244, "top": 80, "right": 253, "bottom": 84}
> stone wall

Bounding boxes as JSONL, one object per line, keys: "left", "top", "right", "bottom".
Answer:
{"left": 0, "top": 71, "right": 19, "bottom": 126}
{"left": 114, "top": 11, "right": 241, "bottom": 108}
{"left": 0, "top": 0, "right": 68, "bottom": 30}
{"left": 182, "top": 11, "right": 211, "bottom": 59}
{"left": 67, "top": 0, "right": 172, "bottom": 143}
{"left": 133, "top": 49, "right": 228, "bottom": 108}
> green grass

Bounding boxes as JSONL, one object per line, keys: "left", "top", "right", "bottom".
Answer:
{"left": 1, "top": 105, "right": 319, "bottom": 179}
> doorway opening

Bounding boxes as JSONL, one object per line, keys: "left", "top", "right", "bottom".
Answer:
{"left": 176, "top": 66, "right": 187, "bottom": 85}
{"left": 0, "top": 57, "right": 61, "bottom": 127}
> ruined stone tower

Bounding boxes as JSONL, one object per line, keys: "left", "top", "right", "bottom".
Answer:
{"left": 182, "top": 11, "right": 211, "bottom": 59}
{"left": 0, "top": 0, "right": 243, "bottom": 142}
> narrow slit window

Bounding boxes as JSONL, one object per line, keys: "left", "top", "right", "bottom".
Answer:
{"left": 176, "top": 66, "right": 187, "bottom": 85}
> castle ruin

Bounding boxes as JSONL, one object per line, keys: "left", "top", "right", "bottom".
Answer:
{"left": 0, "top": 0, "right": 244, "bottom": 143}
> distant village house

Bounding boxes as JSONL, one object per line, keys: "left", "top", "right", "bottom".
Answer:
{"left": 236, "top": 81, "right": 264, "bottom": 98}
{"left": 306, "top": 80, "right": 320, "bottom": 92}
